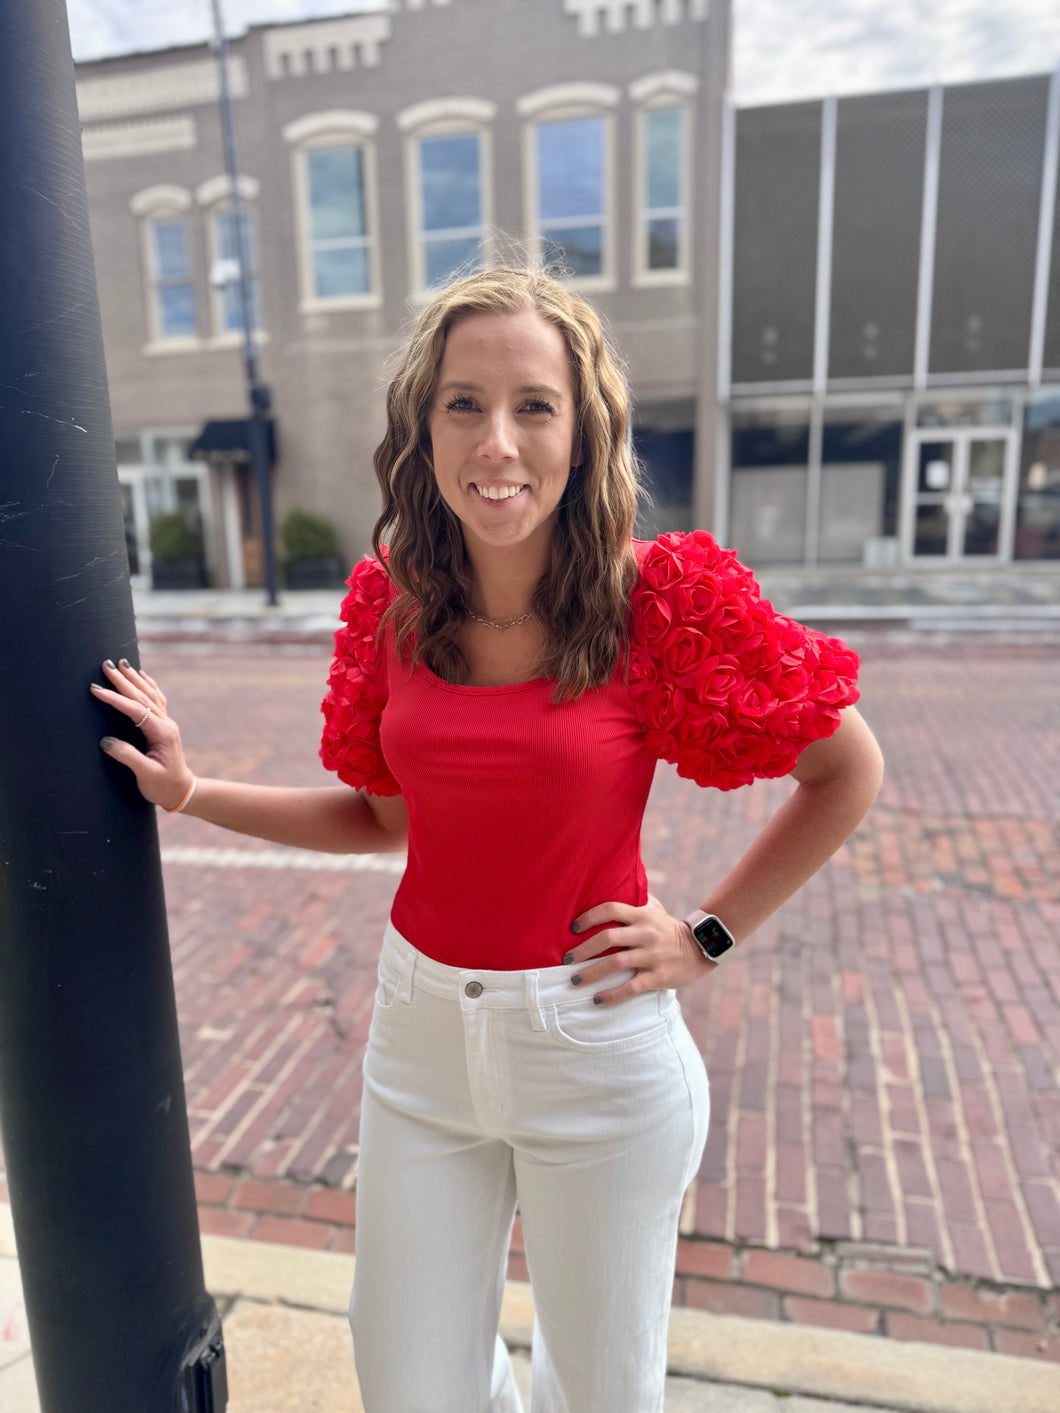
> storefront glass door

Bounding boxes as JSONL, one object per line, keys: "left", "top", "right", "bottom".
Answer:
{"left": 905, "top": 429, "right": 1015, "bottom": 561}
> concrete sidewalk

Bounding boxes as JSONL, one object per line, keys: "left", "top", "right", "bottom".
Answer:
{"left": 3, "top": 1206, "right": 1059, "bottom": 1412}
{"left": 130, "top": 563, "right": 1060, "bottom": 647}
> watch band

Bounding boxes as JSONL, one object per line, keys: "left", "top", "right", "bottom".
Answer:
{"left": 684, "top": 909, "right": 736, "bottom": 964}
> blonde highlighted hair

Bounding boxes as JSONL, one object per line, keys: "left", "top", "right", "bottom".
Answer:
{"left": 371, "top": 267, "right": 641, "bottom": 700}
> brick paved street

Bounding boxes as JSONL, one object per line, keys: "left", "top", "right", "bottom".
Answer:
{"left": 4, "top": 636, "right": 1058, "bottom": 1359}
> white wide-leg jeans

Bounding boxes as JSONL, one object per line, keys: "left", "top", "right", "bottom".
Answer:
{"left": 351, "top": 922, "right": 710, "bottom": 1413}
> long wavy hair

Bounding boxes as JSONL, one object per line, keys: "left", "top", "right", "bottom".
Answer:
{"left": 371, "top": 267, "right": 641, "bottom": 700}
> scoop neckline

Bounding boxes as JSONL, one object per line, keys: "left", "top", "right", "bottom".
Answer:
{"left": 414, "top": 660, "right": 552, "bottom": 696}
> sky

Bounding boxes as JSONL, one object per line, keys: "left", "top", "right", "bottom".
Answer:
{"left": 67, "top": 0, "right": 1060, "bottom": 106}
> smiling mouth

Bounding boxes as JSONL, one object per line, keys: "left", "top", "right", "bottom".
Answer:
{"left": 471, "top": 483, "right": 527, "bottom": 501}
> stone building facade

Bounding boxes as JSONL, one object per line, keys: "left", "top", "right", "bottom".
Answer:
{"left": 76, "top": 0, "right": 727, "bottom": 587}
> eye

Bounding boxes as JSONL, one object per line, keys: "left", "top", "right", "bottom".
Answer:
{"left": 523, "top": 399, "right": 556, "bottom": 416}
{"left": 444, "top": 395, "right": 477, "bottom": 413}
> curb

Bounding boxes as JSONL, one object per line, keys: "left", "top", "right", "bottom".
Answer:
{"left": 199, "top": 1235, "right": 1060, "bottom": 1413}
{"left": 6, "top": 1207, "right": 1056, "bottom": 1413}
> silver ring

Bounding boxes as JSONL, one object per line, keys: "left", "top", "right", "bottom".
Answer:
{"left": 134, "top": 706, "right": 152, "bottom": 729}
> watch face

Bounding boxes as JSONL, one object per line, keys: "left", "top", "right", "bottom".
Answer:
{"left": 696, "top": 916, "right": 734, "bottom": 958}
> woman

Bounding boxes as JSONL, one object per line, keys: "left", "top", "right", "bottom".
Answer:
{"left": 92, "top": 268, "right": 883, "bottom": 1413}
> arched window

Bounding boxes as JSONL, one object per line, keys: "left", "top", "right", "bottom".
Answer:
{"left": 284, "top": 110, "right": 381, "bottom": 309}
{"left": 130, "top": 184, "right": 199, "bottom": 349}
{"left": 518, "top": 82, "right": 619, "bottom": 291}
{"left": 196, "top": 174, "right": 264, "bottom": 343}
{"left": 630, "top": 71, "right": 696, "bottom": 286}
{"left": 397, "top": 98, "right": 495, "bottom": 296}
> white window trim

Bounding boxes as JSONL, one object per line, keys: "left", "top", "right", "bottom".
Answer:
{"left": 286, "top": 112, "right": 382, "bottom": 311}
{"left": 522, "top": 101, "right": 616, "bottom": 294}
{"left": 400, "top": 102, "right": 495, "bottom": 301}
{"left": 632, "top": 95, "right": 693, "bottom": 288}
{"left": 139, "top": 206, "right": 201, "bottom": 351}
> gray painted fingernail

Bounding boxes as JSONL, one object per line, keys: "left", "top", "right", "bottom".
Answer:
{"left": 593, "top": 994, "right": 604, "bottom": 1005}
{"left": 103, "top": 659, "right": 115, "bottom": 669}
{"left": 561, "top": 952, "right": 573, "bottom": 965}
{"left": 570, "top": 974, "right": 582, "bottom": 986}
{"left": 570, "top": 921, "right": 581, "bottom": 933}
{"left": 100, "top": 737, "right": 114, "bottom": 751}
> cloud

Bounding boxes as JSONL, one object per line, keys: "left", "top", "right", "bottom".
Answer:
{"left": 733, "top": 0, "right": 1060, "bottom": 105}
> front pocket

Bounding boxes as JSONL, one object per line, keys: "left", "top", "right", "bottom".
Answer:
{"left": 549, "top": 992, "right": 671, "bottom": 1054}
{"left": 373, "top": 957, "right": 404, "bottom": 1010}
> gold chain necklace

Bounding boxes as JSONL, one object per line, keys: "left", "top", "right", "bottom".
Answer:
{"left": 464, "top": 605, "right": 538, "bottom": 631}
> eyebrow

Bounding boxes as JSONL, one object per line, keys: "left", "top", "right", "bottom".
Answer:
{"left": 437, "top": 381, "right": 566, "bottom": 401}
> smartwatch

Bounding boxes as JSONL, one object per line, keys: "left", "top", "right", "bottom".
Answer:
{"left": 684, "top": 910, "right": 736, "bottom": 964}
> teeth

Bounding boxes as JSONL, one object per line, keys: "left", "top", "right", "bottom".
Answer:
{"left": 477, "top": 484, "right": 524, "bottom": 500}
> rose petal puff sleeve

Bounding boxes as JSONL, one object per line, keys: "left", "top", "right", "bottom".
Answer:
{"left": 629, "top": 531, "right": 860, "bottom": 791}
{"left": 319, "top": 555, "right": 402, "bottom": 797}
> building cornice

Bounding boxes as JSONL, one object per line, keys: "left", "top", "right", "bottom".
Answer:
{"left": 76, "top": 57, "right": 247, "bottom": 121}
{"left": 563, "top": 0, "right": 709, "bottom": 38}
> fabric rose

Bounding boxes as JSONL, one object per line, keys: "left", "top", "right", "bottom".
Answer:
{"left": 320, "top": 555, "right": 401, "bottom": 796}
{"left": 629, "top": 533, "right": 860, "bottom": 790}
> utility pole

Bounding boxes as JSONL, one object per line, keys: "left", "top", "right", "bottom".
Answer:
{"left": 0, "top": 2, "right": 226, "bottom": 1407}
{"left": 209, "top": 0, "right": 279, "bottom": 605}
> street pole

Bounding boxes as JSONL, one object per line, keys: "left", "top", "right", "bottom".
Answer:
{"left": 0, "top": 3, "right": 226, "bottom": 1408}
{"left": 209, "top": 0, "right": 279, "bottom": 605}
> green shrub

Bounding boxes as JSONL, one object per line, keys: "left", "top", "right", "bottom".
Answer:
{"left": 149, "top": 512, "right": 203, "bottom": 561}
{"left": 281, "top": 509, "right": 339, "bottom": 560}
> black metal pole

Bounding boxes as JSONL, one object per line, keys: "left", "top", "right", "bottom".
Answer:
{"left": 0, "top": 4, "right": 226, "bottom": 1409}
{"left": 209, "top": 0, "right": 279, "bottom": 606}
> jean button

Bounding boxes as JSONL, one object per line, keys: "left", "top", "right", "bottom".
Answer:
{"left": 464, "top": 980, "right": 483, "bottom": 998}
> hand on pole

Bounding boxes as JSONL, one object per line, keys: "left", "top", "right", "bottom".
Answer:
{"left": 90, "top": 659, "right": 195, "bottom": 811}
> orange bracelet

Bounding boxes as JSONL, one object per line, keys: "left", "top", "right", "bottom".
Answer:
{"left": 166, "top": 777, "right": 197, "bottom": 814}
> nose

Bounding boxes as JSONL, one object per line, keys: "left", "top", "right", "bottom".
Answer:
{"left": 476, "top": 410, "right": 518, "bottom": 463}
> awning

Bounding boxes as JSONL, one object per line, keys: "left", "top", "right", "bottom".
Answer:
{"left": 188, "top": 418, "right": 277, "bottom": 465}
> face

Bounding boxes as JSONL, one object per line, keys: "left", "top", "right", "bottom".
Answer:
{"left": 426, "top": 307, "right": 579, "bottom": 560}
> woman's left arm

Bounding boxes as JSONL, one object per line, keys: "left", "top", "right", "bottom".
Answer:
{"left": 565, "top": 706, "right": 884, "bottom": 1003}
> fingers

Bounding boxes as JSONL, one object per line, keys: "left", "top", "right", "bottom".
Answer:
{"left": 90, "top": 658, "right": 167, "bottom": 723}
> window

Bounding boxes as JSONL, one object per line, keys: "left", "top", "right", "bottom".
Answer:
{"left": 643, "top": 109, "right": 683, "bottom": 271}
{"left": 284, "top": 112, "right": 381, "bottom": 309}
{"left": 196, "top": 174, "right": 264, "bottom": 342}
{"left": 212, "top": 205, "right": 262, "bottom": 333}
{"left": 537, "top": 117, "right": 606, "bottom": 277}
{"left": 418, "top": 132, "right": 485, "bottom": 288}
{"left": 398, "top": 98, "right": 495, "bottom": 298}
{"left": 729, "top": 403, "right": 811, "bottom": 564}
{"left": 305, "top": 145, "right": 372, "bottom": 298}
{"left": 148, "top": 217, "right": 197, "bottom": 338}
{"left": 519, "top": 83, "right": 618, "bottom": 289}
{"left": 630, "top": 72, "right": 696, "bottom": 286}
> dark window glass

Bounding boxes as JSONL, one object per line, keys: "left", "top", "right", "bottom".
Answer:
{"left": 729, "top": 406, "right": 810, "bottom": 563}
{"left": 930, "top": 76, "right": 1050, "bottom": 374}
{"left": 732, "top": 104, "right": 820, "bottom": 383}
{"left": 633, "top": 400, "right": 696, "bottom": 537}
{"left": 829, "top": 91, "right": 927, "bottom": 380}
{"left": 819, "top": 412, "right": 902, "bottom": 561}
{"left": 1014, "top": 394, "right": 1060, "bottom": 559}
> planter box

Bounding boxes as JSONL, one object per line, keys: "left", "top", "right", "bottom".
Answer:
{"left": 151, "top": 558, "right": 207, "bottom": 590}
{"left": 286, "top": 555, "right": 345, "bottom": 589}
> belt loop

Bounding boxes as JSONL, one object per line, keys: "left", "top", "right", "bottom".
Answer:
{"left": 525, "top": 972, "right": 547, "bottom": 1032}
{"left": 399, "top": 946, "right": 416, "bottom": 1004}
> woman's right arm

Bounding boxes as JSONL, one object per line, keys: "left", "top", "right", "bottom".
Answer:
{"left": 91, "top": 658, "right": 407, "bottom": 854}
